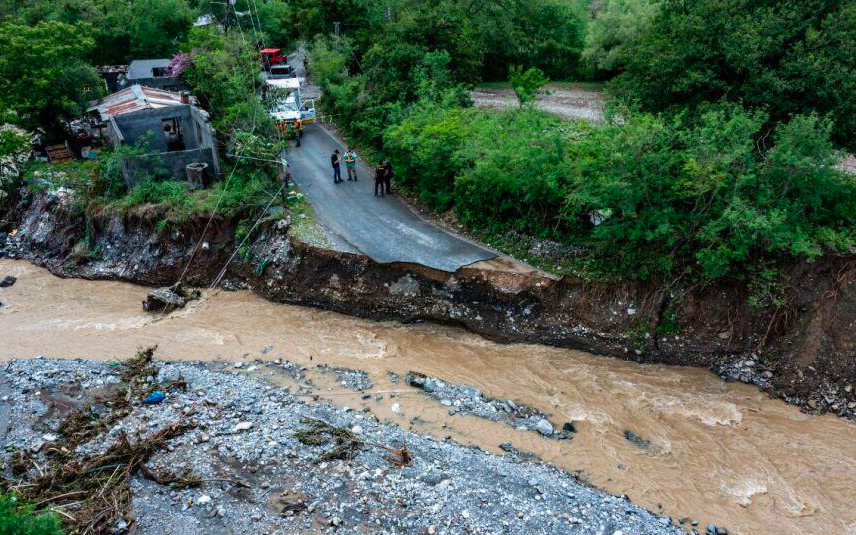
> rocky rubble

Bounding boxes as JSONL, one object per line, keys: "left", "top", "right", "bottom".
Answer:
{"left": 317, "top": 364, "right": 374, "bottom": 392}
{"left": 405, "top": 372, "right": 573, "bottom": 439}
{"left": 1, "top": 358, "right": 684, "bottom": 535}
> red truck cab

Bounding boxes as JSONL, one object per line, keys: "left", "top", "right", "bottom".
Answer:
{"left": 259, "top": 48, "right": 286, "bottom": 70}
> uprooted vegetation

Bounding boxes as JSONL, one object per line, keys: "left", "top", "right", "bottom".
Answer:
{"left": 295, "top": 418, "right": 411, "bottom": 468}
{"left": 0, "top": 347, "right": 197, "bottom": 535}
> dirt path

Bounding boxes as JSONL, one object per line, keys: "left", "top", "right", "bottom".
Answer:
{"left": 470, "top": 84, "right": 605, "bottom": 122}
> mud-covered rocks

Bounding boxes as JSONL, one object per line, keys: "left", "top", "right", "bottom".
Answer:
{"left": 142, "top": 285, "right": 201, "bottom": 313}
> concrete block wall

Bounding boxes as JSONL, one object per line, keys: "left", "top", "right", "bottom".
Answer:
{"left": 121, "top": 148, "right": 218, "bottom": 188}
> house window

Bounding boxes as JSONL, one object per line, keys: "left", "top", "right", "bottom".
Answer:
{"left": 152, "top": 67, "right": 167, "bottom": 77}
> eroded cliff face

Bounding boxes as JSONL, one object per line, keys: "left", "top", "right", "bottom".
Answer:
{"left": 4, "top": 190, "right": 856, "bottom": 417}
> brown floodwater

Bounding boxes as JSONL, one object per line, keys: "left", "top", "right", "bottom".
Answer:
{"left": 1, "top": 259, "right": 855, "bottom": 535}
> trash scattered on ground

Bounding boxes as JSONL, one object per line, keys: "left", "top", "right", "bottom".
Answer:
{"left": 144, "top": 391, "right": 166, "bottom": 405}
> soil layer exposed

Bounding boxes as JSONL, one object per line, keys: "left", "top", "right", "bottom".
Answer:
{"left": 4, "top": 190, "right": 856, "bottom": 420}
{"left": 2, "top": 260, "right": 856, "bottom": 535}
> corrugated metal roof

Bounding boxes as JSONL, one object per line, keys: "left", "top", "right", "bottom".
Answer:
{"left": 87, "top": 85, "right": 187, "bottom": 119}
{"left": 128, "top": 59, "right": 172, "bottom": 80}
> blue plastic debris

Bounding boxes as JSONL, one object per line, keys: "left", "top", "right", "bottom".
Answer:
{"left": 143, "top": 391, "right": 165, "bottom": 405}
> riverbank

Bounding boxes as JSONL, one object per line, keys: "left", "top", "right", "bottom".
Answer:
{"left": 0, "top": 356, "right": 685, "bottom": 535}
{"left": 3, "top": 259, "right": 856, "bottom": 535}
{"left": 3, "top": 189, "right": 856, "bottom": 421}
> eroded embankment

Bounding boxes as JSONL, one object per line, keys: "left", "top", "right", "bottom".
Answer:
{"left": 4, "top": 260, "right": 856, "bottom": 535}
{"left": 3, "top": 189, "right": 856, "bottom": 418}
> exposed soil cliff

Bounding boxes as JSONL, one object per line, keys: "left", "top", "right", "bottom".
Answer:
{"left": 3, "top": 189, "right": 856, "bottom": 418}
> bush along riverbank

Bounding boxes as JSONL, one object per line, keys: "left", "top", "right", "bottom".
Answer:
{"left": 0, "top": 354, "right": 686, "bottom": 535}
{"left": 2, "top": 188, "right": 856, "bottom": 421}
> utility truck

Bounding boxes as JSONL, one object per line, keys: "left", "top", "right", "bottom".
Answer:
{"left": 263, "top": 77, "right": 315, "bottom": 146}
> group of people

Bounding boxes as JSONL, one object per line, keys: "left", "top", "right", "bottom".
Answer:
{"left": 330, "top": 147, "right": 393, "bottom": 197}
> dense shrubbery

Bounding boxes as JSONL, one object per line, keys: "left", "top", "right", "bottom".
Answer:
{"left": 567, "top": 107, "right": 855, "bottom": 280}
{"left": 0, "top": 21, "right": 102, "bottom": 133}
{"left": 612, "top": 0, "right": 856, "bottom": 152}
{"left": 385, "top": 101, "right": 856, "bottom": 281}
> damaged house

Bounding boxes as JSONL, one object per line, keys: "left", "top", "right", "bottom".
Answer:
{"left": 99, "top": 59, "right": 184, "bottom": 93}
{"left": 124, "top": 59, "right": 184, "bottom": 91}
{"left": 88, "top": 85, "right": 220, "bottom": 187}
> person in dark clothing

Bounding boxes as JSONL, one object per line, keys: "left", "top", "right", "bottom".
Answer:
{"left": 382, "top": 159, "right": 393, "bottom": 194}
{"left": 374, "top": 161, "right": 387, "bottom": 197}
{"left": 331, "top": 149, "right": 342, "bottom": 183}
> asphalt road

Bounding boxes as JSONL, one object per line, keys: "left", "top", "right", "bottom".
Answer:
{"left": 284, "top": 125, "right": 496, "bottom": 272}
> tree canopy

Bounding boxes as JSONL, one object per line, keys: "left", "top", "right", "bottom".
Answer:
{"left": 0, "top": 20, "right": 101, "bottom": 133}
{"left": 614, "top": 0, "right": 856, "bottom": 151}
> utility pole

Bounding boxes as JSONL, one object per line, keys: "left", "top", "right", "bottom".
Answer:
{"left": 224, "top": 0, "right": 236, "bottom": 31}
{"left": 333, "top": 21, "right": 341, "bottom": 37}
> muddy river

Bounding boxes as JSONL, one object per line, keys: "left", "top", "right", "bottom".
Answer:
{"left": 1, "top": 259, "right": 855, "bottom": 535}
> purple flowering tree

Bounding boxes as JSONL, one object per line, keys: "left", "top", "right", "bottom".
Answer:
{"left": 166, "top": 52, "right": 192, "bottom": 79}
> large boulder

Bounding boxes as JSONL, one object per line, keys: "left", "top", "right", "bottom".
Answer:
{"left": 142, "top": 285, "right": 200, "bottom": 313}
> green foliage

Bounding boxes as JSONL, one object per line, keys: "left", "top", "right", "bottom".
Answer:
{"left": 0, "top": 129, "right": 29, "bottom": 157}
{"left": 614, "top": 0, "right": 856, "bottom": 152}
{"left": 565, "top": 105, "right": 856, "bottom": 280}
{"left": 117, "top": 169, "right": 272, "bottom": 223}
{"left": 582, "top": 0, "right": 660, "bottom": 74}
{"left": 130, "top": 0, "right": 194, "bottom": 58}
{"left": 508, "top": 66, "right": 549, "bottom": 108}
{"left": 0, "top": 0, "right": 137, "bottom": 64}
{"left": 0, "top": 21, "right": 101, "bottom": 134}
{"left": 0, "top": 492, "right": 65, "bottom": 535}
{"left": 388, "top": 99, "right": 855, "bottom": 282}
{"left": 182, "top": 28, "right": 271, "bottom": 136}
{"left": 256, "top": 0, "right": 295, "bottom": 49}
{"left": 307, "top": 35, "right": 353, "bottom": 88}
{"left": 476, "top": 0, "right": 588, "bottom": 81}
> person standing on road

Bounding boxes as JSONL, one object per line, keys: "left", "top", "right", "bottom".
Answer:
{"left": 382, "top": 159, "right": 393, "bottom": 194}
{"left": 344, "top": 146, "right": 358, "bottom": 181}
{"left": 331, "top": 149, "right": 342, "bottom": 184}
{"left": 374, "top": 161, "right": 387, "bottom": 197}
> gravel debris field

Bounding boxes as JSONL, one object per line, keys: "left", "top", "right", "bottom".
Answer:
{"left": 0, "top": 357, "right": 686, "bottom": 535}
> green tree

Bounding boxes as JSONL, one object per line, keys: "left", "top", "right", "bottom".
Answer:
{"left": 509, "top": 65, "right": 549, "bottom": 108}
{"left": 257, "top": 0, "right": 295, "bottom": 49}
{"left": 130, "top": 0, "right": 194, "bottom": 58}
{"left": 0, "top": 20, "right": 101, "bottom": 134}
{"left": 582, "top": 0, "right": 660, "bottom": 74}
{"left": 614, "top": 0, "right": 856, "bottom": 151}
{"left": 2, "top": 0, "right": 136, "bottom": 65}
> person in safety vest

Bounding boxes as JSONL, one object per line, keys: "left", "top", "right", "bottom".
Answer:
{"left": 344, "top": 146, "right": 358, "bottom": 181}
